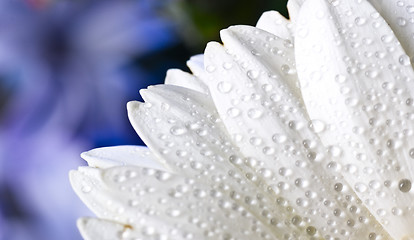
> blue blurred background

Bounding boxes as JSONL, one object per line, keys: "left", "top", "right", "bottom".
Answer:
{"left": 0, "top": 0, "right": 287, "bottom": 239}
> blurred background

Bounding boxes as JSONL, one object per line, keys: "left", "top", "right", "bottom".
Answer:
{"left": 0, "top": 0, "right": 288, "bottom": 239}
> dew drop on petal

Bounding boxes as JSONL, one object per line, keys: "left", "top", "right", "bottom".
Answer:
{"left": 206, "top": 65, "right": 216, "bottom": 73}
{"left": 170, "top": 126, "right": 187, "bottom": 136}
{"left": 397, "top": 17, "right": 407, "bottom": 26}
{"left": 355, "top": 183, "right": 367, "bottom": 193}
{"left": 281, "top": 64, "right": 291, "bottom": 74}
{"left": 309, "top": 119, "right": 326, "bottom": 133}
{"left": 407, "top": 5, "right": 414, "bottom": 14}
{"left": 306, "top": 226, "right": 316, "bottom": 236}
{"left": 392, "top": 207, "right": 403, "bottom": 216}
{"left": 272, "top": 134, "right": 287, "bottom": 143}
{"left": 247, "top": 70, "right": 260, "bottom": 79}
{"left": 399, "top": 54, "right": 411, "bottom": 66}
{"left": 222, "top": 62, "right": 233, "bottom": 69}
{"left": 247, "top": 108, "right": 263, "bottom": 119}
{"left": 368, "top": 233, "right": 377, "bottom": 240}
{"left": 399, "top": 179, "right": 412, "bottom": 193}
{"left": 409, "top": 148, "right": 414, "bottom": 158}
{"left": 335, "top": 74, "right": 347, "bottom": 83}
{"left": 291, "top": 215, "right": 302, "bottom": 226}
{"left": 355, "top": 17, "right": 367, "bottom": 25}
{"left": 227, "top": 107, "right": 241, "bottom": 118}
{"left": 217, "top": 81, "right": 233, "bottom": 93}
{"left": 334, "top": 183, "right": 343, "bottom": 192}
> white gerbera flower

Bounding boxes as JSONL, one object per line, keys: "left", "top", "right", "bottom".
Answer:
{"left": 70, "top": 0, "right": 414, "bottom": 239}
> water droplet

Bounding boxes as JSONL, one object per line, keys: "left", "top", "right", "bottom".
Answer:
{"left": 166, "top": 208, "right": 181, "bottom": 217}
{"left": 309, "top": 119, "right": 326, "bottom": 133}
{"left": 306, "top": 226, "right": 316, "bottom": 236}
{"left": 397, "top": 17, "right": 407, "bottom": 26}
{"left": 355, "top": 17, "right": 367, "bottom": 25}
{"left": 206, "top": 65, "right": 216, "bottom": 73}
{"left": 247, "top": 108, "right": 263, "bottom": 119}
{"left": 409, "top": 148, "right": 414, "bottom": 158}
{"left": 381, "top": 34, "right": 393, "bottom": 43}
{"left": 399, "top": 54, "right": 411, "bottom": 66}
{"left": 281, "top": 64, "right": 291, "bottom": 74}
{"left": 335, "top": 74, "right": 347, "bottom": 83}
{"left": 217, "top": 81, "right": 233, "bottom": 93}
{"left": 222, "top": 62, "right": 233, "bottom": 69}
{"left": 81, "top": 183, "right": 92, "bottom": 193}
{"left": 227, "top": 107, "right": 241, "bottom": 118}
{"left": 392, "top": 207, "right": 403, "bottom": 216}
{"left": 328, "top": 146, "right": 342, "bottom": 157}
{"left": 247, "top": 70, "right": 260, "bottom": 79}
{"left": 355, "top": 183, "right": 368, "bottom": 193}
{"left": 170, "top": 126, "right": 187, "bottom": 136}
{"left": 365, "top": 70, "right": 379, "bottom": 78}
{"left": 291, "top": 215, "right": 302, "bottom": 226}
{"left": 334, "top": 183, "right": 343, "bottom": 192}
{"left": 407, "top": 5, "right": 414, "bottom": 14}
{"left": 249, "top": 137, "right": 263, "bottom": 146}
{"left": 399, "top": 179, "right": 412, "bottom": 192}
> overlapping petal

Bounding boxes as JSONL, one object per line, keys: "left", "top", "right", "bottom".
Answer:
{"left": 72, "top": 0, "right": 414, "bottom": 239}
{"left": 256, "top": 11, "right": 294, "bottom": 40}
{"left": 295, "top": 0, "right": 414, "bottom": 238}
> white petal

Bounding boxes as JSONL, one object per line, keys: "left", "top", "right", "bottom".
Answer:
{"left": 127, "top": 85, "right": 218, "bottom": 175}
{"left": 77, "top": 218, "right": 127, "bottom": 240}
{"left": 220, "top": 25, "right": 302, "bottom": 101}
{"left": 165, "top": 68, "right": 208, "bottom": 94}
{"left": 80, "top": 145, "right": 166, "bottom": 170}
{"left": 71, "top": 165, "right": 294, "bottom": 239}
{"left": 287, "top": 0, "right": 305, "bottom": 22}
{"left": 204, "top": 27, "right": 387, "bottom": 239}
{"left": 368, "top": 0, "right": 414, "bottom": 67}
{"left": 256, "top": 11, "right": 294, "bottom": 40}
{"left": 186, "top": 54, "right": 205, "bottom": 77}
{"left": 296, "top": 0, "right": 414, "bottom": 238}
{"left": 127, "top": 84, "right": 331, "bottom": 238}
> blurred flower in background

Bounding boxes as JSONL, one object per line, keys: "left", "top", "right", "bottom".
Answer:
{"left": 0, "top": 0, "right": 288, "bottom": 239}
{"left": 0, "top": 0, "right": 181, "bottom": 239}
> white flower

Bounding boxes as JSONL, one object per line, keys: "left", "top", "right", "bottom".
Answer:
{"left": 70, "top": 0, "right": 414, "bottom": 239}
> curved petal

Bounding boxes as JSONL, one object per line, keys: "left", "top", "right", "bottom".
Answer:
{"left": 165, "top": 68, "right": 208, "bottom": 94}
{"left": 295, "top": 0, "right": 414, "bottom": 238}
{"left": 127, "top": 84, "right": 329, "bottom": 238}
{"left": 256, "top": 11, "right": 294, "bottom": 40}
{"left": 71, "top": 165, "right": 305, "bottom": 239}
{"left": 77, "top": 218, "right": 129, "bottom": 240}
{"left": 80, "top": 145, "right": 166, "bottom": 170}
{"left": 204, "top": 26, "right": 388, "bottom": 239}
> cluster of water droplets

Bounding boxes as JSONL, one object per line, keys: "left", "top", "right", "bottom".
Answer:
{"left": 71, "top": 0, "right": 414, "bottom": 239}
{"left": 295, "top": 0, "right": 414, "bottom": 238}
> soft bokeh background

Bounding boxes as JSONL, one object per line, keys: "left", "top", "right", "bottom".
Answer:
{"left": 0, "top": 0, "right": 287, "bottom": 239}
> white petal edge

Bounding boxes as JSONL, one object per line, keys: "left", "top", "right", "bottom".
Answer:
{"left": 287, "top": 0, "right": 306, "bottom": 22}
{"left": 77, "top": 218, "right": 128, "bottom": 240}
{"left": 186, "top": 54, "right": 204, "bottom": 77}
{"left": 256, "top": 11, "right": 294, "bottom": 40}
{"left": 80, "top": 145, "right": 166, "bottom": 171}
{"left": 164, "top": 68, "right": 208, "bottom": 94}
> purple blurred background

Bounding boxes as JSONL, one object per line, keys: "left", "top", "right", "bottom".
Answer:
{"left": 0, "top": 0, "right": 190, "bottom": 239}
{"left": 0, "top": 0, "right": 286, "bottom": 239}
